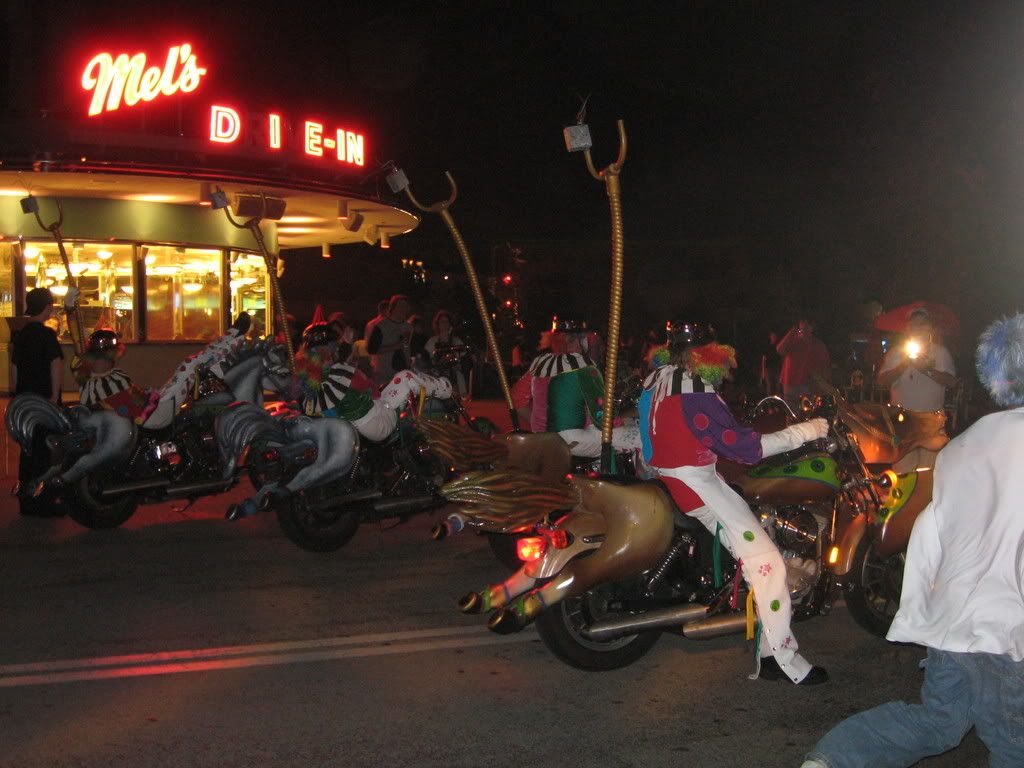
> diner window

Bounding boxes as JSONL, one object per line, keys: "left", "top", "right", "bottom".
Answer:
{"left": 144, "top": 246, "right": 223, "bottom": 342}
{"left": 0, "top": 243, "right": 14, "bottom": 319}
{"left": 230, "top": 251, "right": 272, "bottom": 338}
{"left": 22, "top": 241, "right": 136, "bottom": 342}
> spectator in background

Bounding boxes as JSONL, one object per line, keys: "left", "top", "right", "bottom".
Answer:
{"left": 408, "top": 314, "right": 431, "bottom": 370}
{"left": 760, "top": 330, "right": 782, "bottom": 395}
{"left": 328, "top": 311, "right": 356, "bottom": 363}
{"left": 875, "top": 308, "right": 956, "bottom": 413}
{"left": 363, "top": 299, "right": 389, "bottom": 346}
{"left": 367, "top": 295, "right": 412, "bottom": 387}
{"left": 777, "top": 318, "right": 831, "bottom": 401}
{"left": 425, "top": 310, "right": 468, "bottom": 395}
{"left": 12, "top": 288, "right": 64, "bottom": 516}
{"left": 874, "top": 308, "right": 956, "bottom": 470}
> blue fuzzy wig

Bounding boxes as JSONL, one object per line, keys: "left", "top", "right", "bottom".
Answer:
{"left": 976, "top": 314, "right": 1024, "bottom": 407}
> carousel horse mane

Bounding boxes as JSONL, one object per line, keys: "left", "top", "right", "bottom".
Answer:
{"left": 440, "top": 469, "right": 580, "bottom": 532}
{"left": 215, "top": 402, "right": 288, "bottom": 477}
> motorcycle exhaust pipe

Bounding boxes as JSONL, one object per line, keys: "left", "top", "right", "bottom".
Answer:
{"left": 307, "top": 489, "right": 382, "bottom": 512}
{"left": 583, "top": 604, "right": 709, "bottom": 641}
{"left": 681, "top": 613, "right": 749, "bottom": 640}
{"left": 164, "top": 479, "right": 235, "bottom": 498}
{"left": 100, "top": 477, "right": 172, "bottom": 498}
{"left": 368, "top": 494, "right": 438, "bottom": 518}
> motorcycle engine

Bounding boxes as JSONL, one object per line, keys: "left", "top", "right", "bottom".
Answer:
{"left": 757, "top": 505, "right": 825, "bottom": 601}
{"left": 148, "top": 441, "right": 182, "bottom": 470}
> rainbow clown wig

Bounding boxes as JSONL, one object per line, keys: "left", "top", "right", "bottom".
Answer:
{"left": 976, "top": 313, "right": 1024, "bottom": 407}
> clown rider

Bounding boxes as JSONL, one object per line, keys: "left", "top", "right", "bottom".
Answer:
{"left": 512, "top": 318, "right": 635, "bottom": 458}
{"left": 66, "top": 286, "right": 253, "bottom": 427}
{"left": 638, "top": 320, "right": 829, "bottom": 686}
{"left": 293, "top": 321, "right": 452, "bottom": 442}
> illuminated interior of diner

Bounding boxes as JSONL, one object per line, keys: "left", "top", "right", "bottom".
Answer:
{"left": 11, "top": 240, "right": 271, "bottom": 343}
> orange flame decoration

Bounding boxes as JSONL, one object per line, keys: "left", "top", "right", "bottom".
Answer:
{"left": 441, "top": 469, "right": 580, "bottom": 533}
{"left": 413, "top": 419, "right": 509, "bottom": 472}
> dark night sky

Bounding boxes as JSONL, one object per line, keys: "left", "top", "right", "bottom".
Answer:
{"left": 10, "top": 0, "right": 1024, "bottom": 342}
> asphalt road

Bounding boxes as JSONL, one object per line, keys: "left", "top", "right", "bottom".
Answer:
{"left": 0, "top": 488, "right": 989, "bottom": 768}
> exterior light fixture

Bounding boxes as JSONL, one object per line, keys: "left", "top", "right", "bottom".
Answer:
{"left": 321, "top": 242, "right": 331, "bottom": 259}
{"left": 341, "top": 211, "right": 364, "bottom": 232}
{"left": 198, "top": 182, "right": 214, "bottom": 206}
{"left": 385, "top": 166, "right": 410, "bottom": 193}
{"left": 337, "top": 200, "right": 349, "bottom": 220}
{"left": 233, "top": 193, "right": 286, "bottom": 220}
{"left": 380, "top": 231, "right": 391, "bottom": 249}
{"left": 209, "top": 187, "right": 230, "bottom": 210}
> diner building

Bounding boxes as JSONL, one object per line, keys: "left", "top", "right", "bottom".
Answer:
{"left": 0, "top": 28, "right": 417, "bottom": 388}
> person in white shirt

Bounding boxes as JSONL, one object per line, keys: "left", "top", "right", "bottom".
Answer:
{"left": 801, "top": 313, "right": 1024, "bottom": 768}
{"left": 876, "top": 308, "right": 956, "bottom": 412}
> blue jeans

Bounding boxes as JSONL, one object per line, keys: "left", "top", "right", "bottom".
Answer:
{"left": 806, "top": 648, "right": 1024, "bottom": 768}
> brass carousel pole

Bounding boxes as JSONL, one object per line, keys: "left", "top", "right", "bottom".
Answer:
{"left": 574, "top": 119, "right": 627, "bottom": 474}
{"left": 215, "top": 192, "right": 295, "bottom": 368}
{"left": 387, "top": 169, "right": 521, "bottom": 431}
{"left": 21, "top": 196, "right": 86, "bottom": 358}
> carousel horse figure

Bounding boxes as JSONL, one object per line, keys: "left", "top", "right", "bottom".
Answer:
{"left": 215, "top": 402, "right": 359, "bottom": 516}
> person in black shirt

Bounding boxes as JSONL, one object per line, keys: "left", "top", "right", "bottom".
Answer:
{"left": 12, "top": 288, "right": 64, "bottom": 516}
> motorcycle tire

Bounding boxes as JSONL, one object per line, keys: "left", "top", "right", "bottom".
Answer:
{"left": 534, "top": 594, "right": 661, "bottom": 671}
{"left": 843, "top": 534, "right": 905, "bottom": 638}
{"left": 487, "top": 532, "right": 526, "bottom": 572}
{"left": 68, "top": 476, "right": 138, "bottom": 530}
{"left": 275, "top": 495, "right": 361, "bottom": 553}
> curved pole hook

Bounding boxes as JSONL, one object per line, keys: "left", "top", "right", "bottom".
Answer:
{"left": 31, "top": 197, "right": 64, "bottom": 233}
{"left": 583, "top": 119, "right": 628, "bottom": 181}
{"left": 404, "top": 171, "right": 459, "bottom": 213}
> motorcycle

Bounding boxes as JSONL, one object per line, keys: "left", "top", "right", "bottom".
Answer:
{"left": 4, "top": 338, "right": 319, "bottom": 530}
{"left": 221, "top": 340, "right": 574, "bottom": 554}
{"left": 444, "top": 393, "right": 934, "bottom": 670}
{"left": 7, "top": 387, "right": 238, "bottom": 529}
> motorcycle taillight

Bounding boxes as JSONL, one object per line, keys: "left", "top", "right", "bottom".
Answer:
{"left": 516, "top": 536, "right": 547, "bottom": 562}
{"left": 263, "top": 449, "right": 280, "bottom": 463}
{"left": 544, "top": 528, "right": 571, "bottom": 549}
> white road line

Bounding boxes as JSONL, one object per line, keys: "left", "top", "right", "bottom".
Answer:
{"left": 0, "top": 631, "right": 537, "bottom": 688}
{"left": 0, "top": 625, "right": 494, "bottom": 676}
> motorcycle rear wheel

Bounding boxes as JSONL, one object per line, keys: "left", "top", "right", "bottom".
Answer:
{"left": 68, "top": 475, "right": 138, "bottom": 530}
{"left": 843, "top": 534, "right": 904, "bottom": 638}
{"left": 275, "top": 495, "right": 361, "bottom": 553}
{"left": 534, "top": 587, "right": 660, "bottom": 671}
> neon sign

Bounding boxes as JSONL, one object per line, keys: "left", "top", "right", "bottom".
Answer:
{"left": 82, "top": 43, "right": 207, "bottom": 116}
{"left": 208, "top": 109, "right": 365, "bottom": 166}
{"left": 80, "top": 43, "right": 366, "bottom": 168}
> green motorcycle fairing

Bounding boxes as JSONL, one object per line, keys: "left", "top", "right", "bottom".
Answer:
{"left": 747, "top": 453, "right": 841, "bottom": 490}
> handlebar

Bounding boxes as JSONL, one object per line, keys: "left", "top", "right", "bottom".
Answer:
{"left": 751, "top": 395, "right": 798, "bottom": 421}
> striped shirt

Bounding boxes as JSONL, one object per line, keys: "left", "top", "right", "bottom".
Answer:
{"left": 304, "top": 362, "right": 356, "bottom": 416}
{"left": 528, "top": 352, "right": 596, "bottom": 379}
{"left": 80, "top": 369, "right": 134, "bottom": 409}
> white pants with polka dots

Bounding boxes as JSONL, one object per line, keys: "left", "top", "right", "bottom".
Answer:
{"left": 377, "top": 370, "right": 453, "bottom": 410}
{"left": 658, "top": 463, "right": 814, "bottom": 684}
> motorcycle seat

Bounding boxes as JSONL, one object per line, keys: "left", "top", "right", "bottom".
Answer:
{"left": 647, "top": 478, "right": 706, "bottom": 534}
